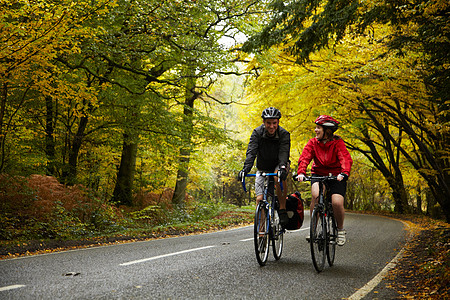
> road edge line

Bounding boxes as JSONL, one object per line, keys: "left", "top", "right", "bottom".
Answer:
{"left": 347, "top": 248, "right": 405, "bottom": 300}
{"left": 348, "top": 219, "right": 411, "bottom": 300}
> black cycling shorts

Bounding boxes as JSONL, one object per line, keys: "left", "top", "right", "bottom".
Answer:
{"left": 311, "top": 176, "right": 347, "bottom": 197}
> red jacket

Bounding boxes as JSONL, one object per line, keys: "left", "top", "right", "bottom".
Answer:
{"left": 297, "top": 136, "right": 352, "bottom": 176}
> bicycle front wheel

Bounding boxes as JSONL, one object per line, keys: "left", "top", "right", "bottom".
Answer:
{"left": 310, "top": 207, "right": 326, "bottom": 272}
{"left": 272, "top": 210, "right": 284, "bottom": 260}
{"left": 254, "top": 202, "right": 269, "bottom": 266}
{"left": 327, "top": 213, "right": 337, "bottom": 266}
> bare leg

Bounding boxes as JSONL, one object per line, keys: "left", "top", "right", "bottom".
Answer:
{"left": 310, "top": 182, "right": 320, "bottom": 214}
{"left": 256, "top": 194, "right": 265, "bottom": 234}
{"left": 331, "top": 194, "right": 345, "bottom": 230}
{"left": 256, "top": 194, "right": 263, "bottom": 205}
{"left": 274, "top": 179, "right": 287, "bottom": 210}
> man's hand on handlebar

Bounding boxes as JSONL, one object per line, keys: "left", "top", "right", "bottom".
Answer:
{"left": 278, "top": 166, "right": 288, "bottom": 181}
{"left": 237, "top": 170, "right": 246, "bottom": 181}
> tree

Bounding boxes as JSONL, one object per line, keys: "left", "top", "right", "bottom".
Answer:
{"left": 64, "top": 0, "right": 265, "bottom": 206}
{"left": 243, "top": 0, "right": 450, "bottom": 222}
{"left": 0, "top": 0, "right": 104, "bottom": 174}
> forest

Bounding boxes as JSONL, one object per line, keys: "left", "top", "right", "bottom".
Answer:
{"left": 0, "top": 0, "right": 449, "bottom": 243}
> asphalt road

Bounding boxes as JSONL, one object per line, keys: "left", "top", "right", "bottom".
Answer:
{"left": 0, "top": 213, "right": 407, "bottom": 299}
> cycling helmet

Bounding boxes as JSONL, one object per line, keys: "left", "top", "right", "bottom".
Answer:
{"left": 315, "top": 115, "right": 339, "bottom": 132}
{"left": 261, "top": 107, "right": 281, "bottom": 119}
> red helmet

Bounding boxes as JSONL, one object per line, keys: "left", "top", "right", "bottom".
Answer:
{"left": 315, "top": 115, "right": 339, "bottom": 132}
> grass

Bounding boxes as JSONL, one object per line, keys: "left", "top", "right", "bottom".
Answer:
{"left": 0, "top": 204, "right": 255, "bottom": 258}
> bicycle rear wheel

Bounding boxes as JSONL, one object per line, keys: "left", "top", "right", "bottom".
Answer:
{"left": 254, "top": 202, "right": 269, "bottom": 266}
{"left": 272, "top": 210, "right": 284, "bottom": 260}
{"left": 327, "top": 213, "right": 337, "bottom": 266}
{"left": 310, "top": 207, "right": 326, "bottom": 272}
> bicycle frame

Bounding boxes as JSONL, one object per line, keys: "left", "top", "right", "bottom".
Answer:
{"left": 243, "top": 172, "right": 275, "bottom": 233}
{"left": 242, "top": 172, "right": 283, "bottom": 231}
{"left": 298, "top": 174, "right": 338, "bottom": 272}
{"left": 241, "top": 172, "right": 284, "bottom": 265}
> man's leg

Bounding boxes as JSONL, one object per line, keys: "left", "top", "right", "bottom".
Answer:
{"left": 255, "top": 194, "right": 265, "bottom": 235}
{"left": 274, "top": 179, "right": 286, "bottom": 210}
{"left": 255, "top": 173, "right": 264, "bottom": 206}
{"left": 275, "top": 178, "right": 289, "bottom": 227}
{"left": 256, "top": 194, "right": 263, "bottom": 205}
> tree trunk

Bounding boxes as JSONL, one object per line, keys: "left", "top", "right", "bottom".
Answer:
{"left": 350, "top": 126, "right": 410, "bottom": 213}
{"left": 172, "top": 147, "right": 191, "bottom": 206}
{"left": 0, "top": 82, "right": 7, "bottom": 172}
{"left": 172, "top": 69, "right": 198, "bottom": 206}
{"left": 112, "top": 133, "right": 138, "bottom": 206}
{"left": 45, "top": 96, "right": 56, "bottom": 176}
{"left": 62, "top": 115, "right": 88, "bottom": 185}
{"left": 416, "top": 184, "right": 423, "bottom": 214}
{"left": 390, "top": 173, "right": 410, "bottom": 214}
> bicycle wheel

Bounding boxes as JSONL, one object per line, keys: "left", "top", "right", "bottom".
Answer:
{"left": 327, "top": 212, "right": 337, "bottom": 266}
{"left": 254, "top": 202, "right": 269, "bottom": 266}
{"left": 272, "top": 210, "right": 284, "bottom": 260}
{"left": 310, "top": 207, "right": 326, "bottom": 272}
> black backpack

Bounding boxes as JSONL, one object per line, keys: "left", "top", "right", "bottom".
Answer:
{"left": 285, "top": 191, "right": 304, "bottom": 230}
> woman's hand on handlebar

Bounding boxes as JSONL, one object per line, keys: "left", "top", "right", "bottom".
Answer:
{"left": 292, "top": 173, "right": 306, "bottom": 182}
{"left": 337, "top": 173, "right": 348, "bottom": 182}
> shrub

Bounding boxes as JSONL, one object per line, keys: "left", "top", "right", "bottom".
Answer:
{"left": 0, "top": 174, "right": 125, "bottom": 240}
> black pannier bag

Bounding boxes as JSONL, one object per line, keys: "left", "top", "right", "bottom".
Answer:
{"left": 285, "top": 191, "right": 304, "bottom": 230}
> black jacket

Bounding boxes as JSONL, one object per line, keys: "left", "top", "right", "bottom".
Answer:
{"left": 243, "top": 124, "right": 290, "bottom": 173}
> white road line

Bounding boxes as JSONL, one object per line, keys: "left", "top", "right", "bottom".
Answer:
{"left": 240, "top": 238, "right": 253, "bottom": 242}
{"left": 0, "top": 285, "right": 26, "bottom": 292}
{"left": 288, "top": 227, "right": 310, "bottom": 232}
{"left": 348, "top": 248, "right": 405, "bottom": 300}
{"left": 120, "top": 245, "right": 215, "bottom": 266}
{"left": 348, "top": 219, "right": 411, "bottom": 300}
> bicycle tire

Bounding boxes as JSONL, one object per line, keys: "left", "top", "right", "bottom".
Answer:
{"left": 254, "top": 202, "right": 269, "bottom": 266}
{"left": 310, "top": 206, "right": 326, "bottom": 272}
{"left": 326, "top": 212, "right": 337, "bottom": 266}
{"left": 272, "top": 210, "right": 284, "bottom": 260}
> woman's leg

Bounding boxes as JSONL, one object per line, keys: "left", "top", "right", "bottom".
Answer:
{"left": 331, "top": 194, "right": 345, "bottom": 230}
{"left": 310, "top": 182, "right": 320, "bottom": 214}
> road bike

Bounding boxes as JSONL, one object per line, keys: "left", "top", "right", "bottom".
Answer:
{"left": 298, "top": 174, "right": 338, "bottom": 272}
{"left": 241, "top": 172, "right": 284, "bottom": 266}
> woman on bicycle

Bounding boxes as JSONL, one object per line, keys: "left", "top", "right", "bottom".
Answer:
{"left": 296, "top": 115, "right": 352, "bottom": 246}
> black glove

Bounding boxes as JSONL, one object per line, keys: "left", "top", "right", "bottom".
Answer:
{"left": 238, "top": 170, "right": 246, "bottom": 181}
{"left": 279, "top": 166, "right": 288, "bottom": 181}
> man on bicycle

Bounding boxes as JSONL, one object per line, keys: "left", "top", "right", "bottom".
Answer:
{"left": 296, "top": 115, "right": 352, "bottom": 246}
{"left": 238, "top": 107, "right": 291, "bottom": 227}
